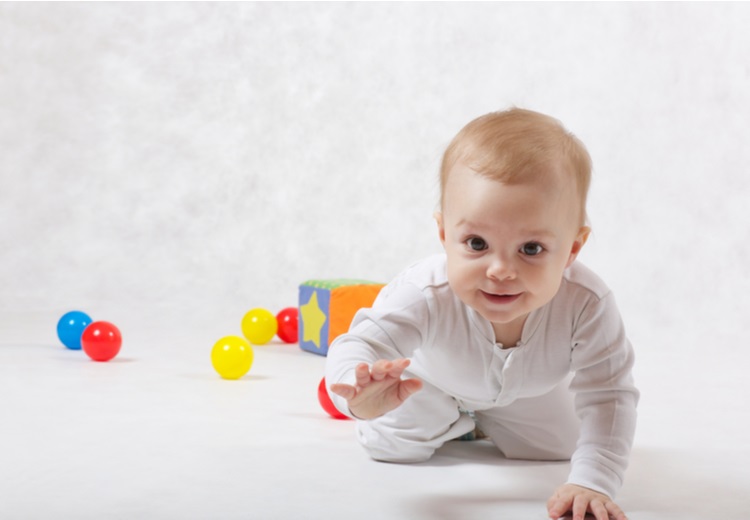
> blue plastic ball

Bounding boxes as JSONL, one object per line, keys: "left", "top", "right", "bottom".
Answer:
{"left": 57, "top": 311, "right": 93, "bottom": 350}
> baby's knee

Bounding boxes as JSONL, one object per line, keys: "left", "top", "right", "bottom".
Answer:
{"left": 358, "top": 431, "right": 438, "bottom": 464}
{"left": 355, "top": 412, "right": 475, "bottom": 464}
{"left": 368, "top": 447, "right": 435, "bottom": 464}
{"left": 476, "top": 414, "right": 578, "bottom": 462}
{"left": 491, "top": 429, "right": 577, "bottom": 461}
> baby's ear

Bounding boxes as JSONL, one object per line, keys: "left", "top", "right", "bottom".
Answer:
{"left": 567, "top": 226, "right": 591, "bottom": 267}
{"left": 434, "top": 212, "right": 446, "bottom": 244}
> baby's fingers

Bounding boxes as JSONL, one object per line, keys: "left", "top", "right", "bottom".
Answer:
{"left": 572, "top": 494, "right": 589, "bottom": 520}
{"left": 353, "top": 359, "right": 414, "bottom": 387}
{"left": 605, "top": 501, "right": 627, "bottom": 520}
{"left": 370, "top": 360, "right": 395, "bottom": 381}
{"left": 397, "top": 378, "right": 423, "bottom": 401}
{"left": 354, "top": 363, "right": 373, "bottom": 387}
{"left": 329, "top": 383, "right": 356, "bottom": 401}
{"left": 372, "top": 358, "right": 412, "bottom": 380}
{"left": 388, "top": 358, "right": 412, "bottom": 378}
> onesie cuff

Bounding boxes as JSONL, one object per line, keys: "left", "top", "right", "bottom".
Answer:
{"left": 567, "top": 456, "right": 623, "bottom": 499}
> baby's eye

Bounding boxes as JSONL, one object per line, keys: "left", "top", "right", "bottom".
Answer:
{"left": 521, "top": 242, "right": 544, "bottom": 256}
{"left": 466, "top": 237, "right": 488, "bottom": 251}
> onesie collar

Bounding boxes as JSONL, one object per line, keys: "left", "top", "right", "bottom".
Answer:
{"left": 468, "top": 302, "right": 548, "bottom": 348}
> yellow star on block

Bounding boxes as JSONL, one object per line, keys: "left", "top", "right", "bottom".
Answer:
{"left": 300, "top": 291, "right": 327, "bottom": 348}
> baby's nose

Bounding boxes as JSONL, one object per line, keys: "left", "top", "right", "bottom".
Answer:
{"left": 486, "top": 255, "right": 516, "bottom": 281}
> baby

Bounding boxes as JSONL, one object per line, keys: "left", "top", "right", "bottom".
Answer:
{"left": 325, "top": 108, "right": 638, "bottom": 520}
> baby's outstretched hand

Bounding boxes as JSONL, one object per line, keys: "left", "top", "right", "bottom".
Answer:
{"left": 329, "top": 359, "right": 423, "bottom": 420}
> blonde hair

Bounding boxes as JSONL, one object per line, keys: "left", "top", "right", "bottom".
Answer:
{"left": 439, "top": 108, "right": 592, "bottom": 225}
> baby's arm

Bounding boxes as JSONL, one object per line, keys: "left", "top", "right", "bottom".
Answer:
{"left": 326, "top": 279, "right": 429, "bottom": 420}
{"left": 556, "top": 291, "right": 638, "bottom": 517}
{"left": 329, "top": 359, "right": 423, "bottom": 419}
{"left": 567, "top": 294, "right": 638, "bottom": 496}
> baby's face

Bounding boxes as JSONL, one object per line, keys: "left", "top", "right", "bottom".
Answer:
{"left": 436, "top": 162, "right": 589, "bottom": 343}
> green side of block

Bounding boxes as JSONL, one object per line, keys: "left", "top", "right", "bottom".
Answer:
{"left": 301, "top": 279, "right": 382, "bottom": 290}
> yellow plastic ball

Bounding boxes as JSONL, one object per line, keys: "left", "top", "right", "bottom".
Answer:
{"left": 211, "top": 336, "right": 254, "bottom": 380}
{"left": 241, "top": 308, "right": 278, "bottom": 345}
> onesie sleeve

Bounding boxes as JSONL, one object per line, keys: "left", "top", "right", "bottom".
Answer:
{"left": 567, "top": 291, "right": 639, "bottom": 498}
{"left": 324, "top": 280, "right": 431, "bottom": 418}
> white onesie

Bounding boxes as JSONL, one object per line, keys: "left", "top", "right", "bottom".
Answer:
{"left": 325, "top": 254, "right": 638, "bottom": 498}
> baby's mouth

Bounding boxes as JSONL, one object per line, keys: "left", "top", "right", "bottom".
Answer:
{"left": 481, "top": 291, "right": 521, "bottom": 304}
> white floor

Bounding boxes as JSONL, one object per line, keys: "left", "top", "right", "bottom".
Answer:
{"left": 1, "top": 311, "right": 748, "bottom": 520}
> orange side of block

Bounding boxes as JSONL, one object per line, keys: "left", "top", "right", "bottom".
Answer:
{"left": 328, "top": 284, "right": 385, "bottom": 343}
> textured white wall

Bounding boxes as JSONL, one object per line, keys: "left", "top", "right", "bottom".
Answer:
{"left": 2, "top": 3, "right": 749, "bottom": 353}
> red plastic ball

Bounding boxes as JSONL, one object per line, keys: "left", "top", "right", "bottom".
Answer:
{"left": 81, "top": 321, "right": 122, "bottom": 362}
{"left": 276, "top": 307, "right": 299, "bottom": 344}
{"left": 317, "top": 377, "right": 349, "bottom": 420}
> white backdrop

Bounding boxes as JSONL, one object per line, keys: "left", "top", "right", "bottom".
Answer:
{"left": 2, "top": 2, "right": 749, "bottom": 354}
{"left": 3, "top": 4, "right": 750, "bottom": 518}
